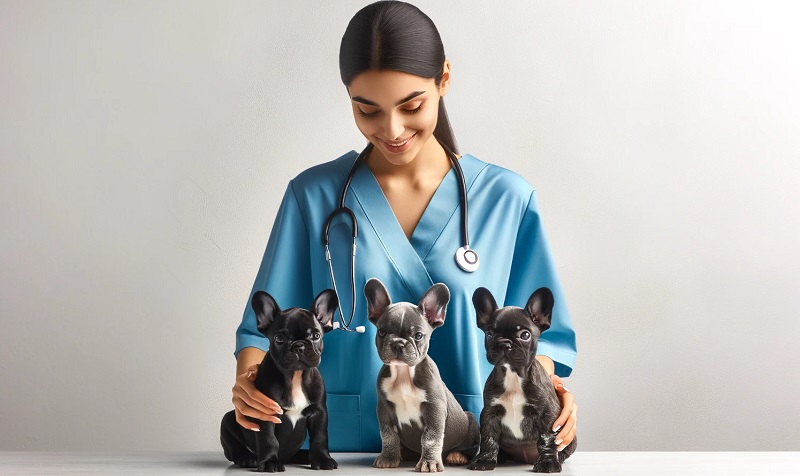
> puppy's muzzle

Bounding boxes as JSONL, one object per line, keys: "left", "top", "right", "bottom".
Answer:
{"left": 291, "top": 341, "right": 307, "bottom": 353}
{"left": 496, "top": 338, "right": 513, "bottom": 352}
{"left": 391, "top": 340, "right": 405, "bottom": 357}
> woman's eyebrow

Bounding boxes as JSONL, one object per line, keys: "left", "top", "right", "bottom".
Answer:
{"left": 351, "top": 91, "right": 426, "bottom": 107}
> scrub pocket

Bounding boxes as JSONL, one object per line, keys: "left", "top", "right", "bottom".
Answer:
{"left": 453, "top": 394, "right": 484, "bottom": 417}
{"left": 326, "top": 394, "right": 361, "bottom": 451}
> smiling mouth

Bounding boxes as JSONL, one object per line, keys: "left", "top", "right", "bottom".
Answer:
{"left": 379, "top": 132, "right": 416, "bottom": 147}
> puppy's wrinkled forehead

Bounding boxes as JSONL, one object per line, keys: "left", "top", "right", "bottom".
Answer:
{"left": 379, "top": 302, "right": 429, "bottom": 333}
{"left": 275, "top": 308, "right": 322, "bottom": 338}
{"left": 493, "top": 307, "right": 532, "bottom": 331}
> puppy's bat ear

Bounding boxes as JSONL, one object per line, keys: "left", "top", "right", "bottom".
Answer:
{"left": 472, "top": 287, "right": 498, "bottom": 331}
{"left": 364, "top": 278, "right": 391, "bottom": 325}
{"left": 252, "top": 291, "right": 280, "bottom": 336}
{"left": 526, "top": 287, "right": 554, "bottom": 332}
{"left": 312, "top": 289, "right": 338, "bottom": 333}
{"left": 418, "top": 283, "right": 449, "bottom": 328}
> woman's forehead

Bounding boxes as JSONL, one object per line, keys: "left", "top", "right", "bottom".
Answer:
{"left": 348, "top": 69, "right": 436, "bottom": 102}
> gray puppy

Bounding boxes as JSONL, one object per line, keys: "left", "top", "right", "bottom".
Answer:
{"left": 365, "top": 278, "right": 481, "bottom": 473}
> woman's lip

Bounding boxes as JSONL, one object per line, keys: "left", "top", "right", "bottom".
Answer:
{"left": 378, "top": 132, "right": 417, "bottom": 152}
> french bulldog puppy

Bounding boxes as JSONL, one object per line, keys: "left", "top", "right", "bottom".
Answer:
{"left": 365, "top": 278, "right": 481, "bottom": 473}
{"left": 468, "top": 287, "right": 576, "bottom": 473}
{"left": 220, "top": 289, "right": 339, "bottom": 472}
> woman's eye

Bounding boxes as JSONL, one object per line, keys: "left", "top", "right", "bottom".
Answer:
{"left": 378, "top": 329, "right": 387, "bottom": 337}
{"left": 519, "top": 331, "right": 531, "bottom": 340}
{"left": 414, "top": 332, "right": 424, "bottom": 340}
{"left": 357, "top": 104, "right": 422, "bottom": 119}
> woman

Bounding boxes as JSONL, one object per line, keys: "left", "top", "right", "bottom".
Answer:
{"left": 226, "top": 0, "right": 577, "bottom": 457}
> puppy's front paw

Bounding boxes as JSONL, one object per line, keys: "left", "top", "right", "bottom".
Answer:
{"left": 467, "top": 458, "right": 496, "bottom": 471}
{"left": 256, "top": 458, "right": 285, "bottom": 472}
{"left": 373, "top": 453, "right": 401, "bottom": 468}
{"left": 533, "top": 458, "right": 561, "bottom": 473}
{"left": 234, "top": 458, "right": 257, "bottom": 468}
{"left": 310, "top": 453, "right": 338, "bottom": 470}
{"left": 415, "top": 458, "right": 444, "bottom": 472}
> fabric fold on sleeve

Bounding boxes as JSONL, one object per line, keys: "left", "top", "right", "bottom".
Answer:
{"left": 504, "top": 189, "right": 577, "bottom": 377}
{"left": 234, "top": 180, "right": 314, "bottom": 359}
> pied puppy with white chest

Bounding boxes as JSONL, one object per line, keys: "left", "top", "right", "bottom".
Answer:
{"left": 468, "top": 287, "right": 576, "bottom": 473}
{"left": 365, "top": 278, "right": 480, "bottom": 473}
{"left": 219, "top": 289, "right": 338, "bottom": 472}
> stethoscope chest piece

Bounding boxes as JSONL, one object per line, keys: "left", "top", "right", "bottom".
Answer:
{"left": 455, "top": 245, "right": 479, "bottom": 273}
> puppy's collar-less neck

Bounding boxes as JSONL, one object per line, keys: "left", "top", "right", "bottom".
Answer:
{"left": 503, "top": 362, "right": 528, "bottom": 379}
{"left": 266, "top": 349, "right": 310, "bottom": 382}
{"left": 387, "top": 359, "right": 416, "bottom": 369}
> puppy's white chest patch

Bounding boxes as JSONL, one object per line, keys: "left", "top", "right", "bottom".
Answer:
{"left": 283, "top": 371, "right": 309, "bottom": 426}
{"left": 382, "top": 363, "right": 426, "bottom": 427}
{"left": 492, "top": 364, "right": 527, "bottom": 439}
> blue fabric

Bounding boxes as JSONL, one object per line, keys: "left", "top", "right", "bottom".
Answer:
{"left": 234, "top": 150, "right": 577, "bottom": 452}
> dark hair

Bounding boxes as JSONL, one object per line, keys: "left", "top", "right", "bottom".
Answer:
{"left": 339, "top": 0, "right": 459, "bottom": 155}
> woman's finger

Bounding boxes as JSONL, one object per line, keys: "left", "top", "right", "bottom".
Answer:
{"left": 551, "top": 390, "right": 574, "bottom": 432}
{"left": 234, "top": 408, "right": 261, "bottom": 431}
{"left": 558, "top": 422, "right": 577, "bottom": 451}
{"left": 236, "top": 375, "right": 283, "bottom": 414}
{"left": 233, "top": 383, "right": 283, "bottom": 418}
{"left": 233, "top": 396, "right": 282, "bottom": 425}
{"left": 556, "top": 404, "right": 578, "bottom": 450}
{"left": 234, "top": 406, "right": 281, "bottom": 429}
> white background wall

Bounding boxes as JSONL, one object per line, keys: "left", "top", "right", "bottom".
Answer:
{"left": 1, "top": 0, "right": 799, "bottom": 452}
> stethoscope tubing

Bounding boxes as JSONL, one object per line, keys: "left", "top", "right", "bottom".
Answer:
{"left": 323, "top": 138, "right": 473, "bottom": 332}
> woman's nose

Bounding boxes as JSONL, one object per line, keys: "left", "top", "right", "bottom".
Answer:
{"left": 382, "top": 113, "right": 405, "bottom": 140}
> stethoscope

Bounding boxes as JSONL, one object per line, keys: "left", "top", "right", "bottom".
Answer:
{"left": 322, "top": 138, "right": 479, "bottom": 333}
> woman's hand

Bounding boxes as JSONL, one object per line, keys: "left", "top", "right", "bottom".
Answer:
{"left": 550, "top": 374, "right": 577, "bottom": 451}
{"left": 231, "top": 364, "right": 283, "bottom": 431}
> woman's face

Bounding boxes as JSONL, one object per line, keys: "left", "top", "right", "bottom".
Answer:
{"left": 347, "top": 63, "right": 450, "bottom": 167}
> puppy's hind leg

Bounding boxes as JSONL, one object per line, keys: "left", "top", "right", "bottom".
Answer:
{"left": 219, "top": 410, "right": 257, "bottom": 468}
{"left": 446, "top": 411, "right": 480, "bottom": 465}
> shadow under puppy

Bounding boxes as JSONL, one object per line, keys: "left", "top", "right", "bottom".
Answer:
{"left": 365, "top": 278, "right": 480, "bottom": 473}
{"left": 220, "top": 289, "right": 339, "bottom": 472}
{"left": 468, "top": 287, "right": 576, "bottom": 473}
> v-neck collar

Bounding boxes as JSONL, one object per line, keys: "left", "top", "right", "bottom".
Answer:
{"left": 336, "top": 149, "right": 486, "bottom": 300}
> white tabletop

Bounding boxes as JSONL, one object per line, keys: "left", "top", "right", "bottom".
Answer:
{"left": 0, "top": 452, "right": 798, "bottom": 475}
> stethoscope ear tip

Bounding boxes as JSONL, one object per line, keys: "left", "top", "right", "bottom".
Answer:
{"left": 355, "top": 326, "right": 366, "bottom": 333}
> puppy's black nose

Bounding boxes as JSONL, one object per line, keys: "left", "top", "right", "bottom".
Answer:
{"left": 497, "top": 339, "right": 512, "bottom": 351}
{"left": 391, "top": 341, "right": 404, "bottom": 356}
{"left": 292, "top": 341, "right": 306, "bottom": 353}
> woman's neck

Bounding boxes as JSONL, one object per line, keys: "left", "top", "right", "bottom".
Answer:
{"left": 365, "top": 135, "right": 460, "bottom": 183}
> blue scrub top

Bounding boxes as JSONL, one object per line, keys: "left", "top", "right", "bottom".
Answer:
{"left": 234, "top": 150, "right": 577, "bottom": 452}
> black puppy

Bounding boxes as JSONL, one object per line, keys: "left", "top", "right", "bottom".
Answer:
{"left": 468, "top": 287, "right": 576, "bottom": 473}
{"left": 220, "top": 289, "right": 339, "bottom": 472}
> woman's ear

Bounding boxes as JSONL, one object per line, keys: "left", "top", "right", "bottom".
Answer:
{"left": 439, "top": 59, "right": 451, "bottom": 96}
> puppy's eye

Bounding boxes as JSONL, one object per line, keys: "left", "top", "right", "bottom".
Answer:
{"left": 378, "top": 329, "right": 387, "bottom": 337}
{"left": 274, "top": 335, "right": 285, "bottom": 344}
{"left": 414, "top": 332, "right": 424, "bottom": 341}
{"left": 518, "top": 331, "right": 531, "bottom": 340}
{"left": 311, "top": 332, "right": 321, "bottom": 340}
{"left": 486, "top": 330, "right": 494, "bottom": 339}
